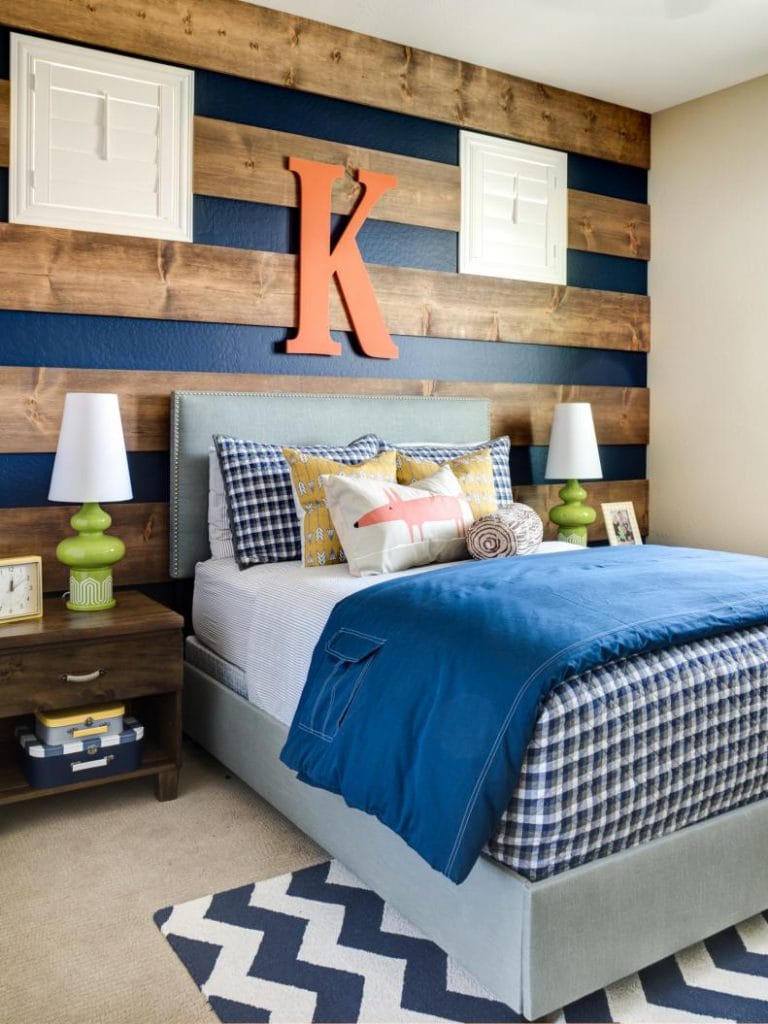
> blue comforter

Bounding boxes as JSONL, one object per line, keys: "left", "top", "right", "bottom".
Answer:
{"left": 280, "top": 545, "right": 768, "bottom": 883}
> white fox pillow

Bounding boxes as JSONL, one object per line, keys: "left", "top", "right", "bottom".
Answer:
{"left": 320, "top": 465, "right": 474, "bottom": 577}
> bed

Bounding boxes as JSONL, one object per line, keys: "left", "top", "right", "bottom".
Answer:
{"left": 171, "top": 390, "right": 768, "bottom": 1020}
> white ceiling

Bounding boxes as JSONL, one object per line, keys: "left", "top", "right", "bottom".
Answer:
{"left": 247, "top": 0, "right": 768, "bottom": 113}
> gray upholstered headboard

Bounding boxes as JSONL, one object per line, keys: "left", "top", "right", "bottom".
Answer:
{"left": 169, "top": 391, "right": 491, "bottom": 578}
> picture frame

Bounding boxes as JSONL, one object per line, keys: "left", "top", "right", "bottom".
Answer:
{"left": 601, "top": 501, "right": 642, "bottom": 547}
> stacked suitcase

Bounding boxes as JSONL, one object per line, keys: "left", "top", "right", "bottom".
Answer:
{"left": 16, "top": 703, "right": 144, "bottom": 787}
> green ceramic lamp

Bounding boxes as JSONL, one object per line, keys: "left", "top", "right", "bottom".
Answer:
{"left": 545, "top": 402, "right": 603, "bottom": 547}
{"left": 48, "top": 393, "right": 133, "bottom": 611}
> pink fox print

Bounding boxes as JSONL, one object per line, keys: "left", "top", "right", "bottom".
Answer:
{"left": 354, "top": 488, "right": 468, "bottom": 542}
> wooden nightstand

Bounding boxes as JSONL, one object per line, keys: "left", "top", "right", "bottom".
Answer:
{"left": 0, "top": 591, "right": 183, "bottom": 806}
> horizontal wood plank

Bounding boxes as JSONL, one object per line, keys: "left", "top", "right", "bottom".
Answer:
{"left": 0, "top": 366, "right": 649, "bottom": 453}
{"left": 0, "top": 503, "right": 169, "bottom": 590}
{"left": 0, "top": 1, "right": 649, "bottom": 167}
{"left": 0, "top": 224, "right": 650, "bottom": 351}
{"left": 0, "top": 484, "right": 648, "bottom": 589}
{"left": 194, "top": 114, "right": 461, "bottom": 232}
{"left": 568, "top": 189, "right": 650, "bottom": 260}
{"left": 0, "top": 88, "right": 651, "bottom": 259}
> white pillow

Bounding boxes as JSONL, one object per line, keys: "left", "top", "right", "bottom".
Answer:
{"left": 321, "top": 465, "right": 474, "bottom": 577}
{"left": 208, "top": 448, "right": 236, "bottom": 560}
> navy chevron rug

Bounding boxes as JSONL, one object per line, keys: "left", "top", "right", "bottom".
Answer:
{"left": 154, "top": 860, "right": 768, "bottom": 1023}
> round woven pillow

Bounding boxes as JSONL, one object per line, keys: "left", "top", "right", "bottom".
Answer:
{"left": 466, "top": 504, "right": 543, "bottom": 559}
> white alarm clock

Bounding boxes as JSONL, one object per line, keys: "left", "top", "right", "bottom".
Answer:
{"left": 0, "top": 556, "right": 43, "bottom": 623}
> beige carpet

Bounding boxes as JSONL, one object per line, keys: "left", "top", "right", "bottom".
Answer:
{"left": 0, "top": 740, "right": 325, "bottom": 1024}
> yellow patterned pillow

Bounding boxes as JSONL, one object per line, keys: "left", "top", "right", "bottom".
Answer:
{"left": 396, "top": 449, "right": 497, "bottom": 518}
{"left": 283, "top": 448, "right": 397, "bottom": 567}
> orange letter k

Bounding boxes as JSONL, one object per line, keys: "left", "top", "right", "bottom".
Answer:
{"left": 288, "top": 156, "right": 399, "bottom": 359}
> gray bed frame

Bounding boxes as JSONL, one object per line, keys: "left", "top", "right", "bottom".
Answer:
{"left": 171, "top": 390, "right": 768, "bottom": 1020}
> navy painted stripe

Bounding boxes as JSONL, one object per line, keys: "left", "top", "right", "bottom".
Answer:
{"left": 196, "top": 68, "right": 459, "bottom": 165}
{"left": 569, "top": 153, "right": 647, "bottom": 204}
{"left": 193, "top": 196, "right": 458, "bottom": 273}
{"left": 511, "top": 446, "right": 646, "bottom": 488}
{"left": 0, "top": 312, "right": 646, "bottom": 387}
{"left": 193, "top": 197, "right": 298, "bottom": 255}
{"left": 568, "top": 250, "right": 647, "bottom": 295}
{"left": 353, "top": 219, "right": 457, "bottom": 273}
{"left": 4, "top": 183, "right": 644, "bottom": 290}
{"left": 3, "top": 446, "right": 645, "bottom": 508}
{"left": 0, "top": 452, "right": 170, "bottom": 507}
{"left": 195, "top": 196, "right": 645, "bottom": 292}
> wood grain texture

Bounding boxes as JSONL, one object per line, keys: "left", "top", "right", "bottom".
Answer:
{"left": 194, "top": 114, "right": 462, "bottom": 232}
{"left": 0, "top": 79, "right": 8, "bottom": 167}
{"left": 569, "top": 190, "right": 650, "bottom": 260}
{"left": 0, "top": 89, "right": 650, "bottom": 259}
{"left": 0, "top": 224, "right": 650, "bottom": 350}
{"left": 0, "top": 633, "right": 182, "bottom": 715}
{"left": 0, "top": 366, "right": 649, "bottom": 453}
{"left": 0, "top": 486, "right": 649, "bottom": 589}
{"left": 0, "top": 1, "right": 649, "bottom": 167}
{"left": 195, "top": 115, "right": 651, "bottom": 259}
{"left": 0, "top": 503, "right": 169, "bottom": 590}
{"left": 0, "top": 589, "right": 182, "bottom": 647}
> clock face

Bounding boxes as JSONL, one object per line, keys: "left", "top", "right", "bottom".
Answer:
{"left": 0, "top": 559, "right": 42, "bottom": 622}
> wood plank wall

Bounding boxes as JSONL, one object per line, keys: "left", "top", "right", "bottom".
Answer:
{"left": 0, "top": 1, "right": 651, "bottom": 592}
{"left": 0, "top": 88, "right": 651, "bottom": 262}
{"left": 0, "top": 367, "right": 649, "bottom": 588}
{"left": 0, "top": 367, "right": 650, "bottom": 453}
{"left": 0, "top": 362, "right": 652, "bottom": 579}
{"left": 4, "top": 481, "right": 651, "bottom": 591}
{"left": 0, "top": 0, "right": 650, "bottom": 167}
{"left": 0, "top": 79, "right": 651, "bottom": 350}
{"left": 0, "top": 224, "right": 649, "bottom": 351}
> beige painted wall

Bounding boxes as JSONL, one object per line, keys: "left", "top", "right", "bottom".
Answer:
{"left": 649, "top": 74, "right": 768, "bottom": 555}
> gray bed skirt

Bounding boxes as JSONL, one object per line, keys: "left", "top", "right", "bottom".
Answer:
{"left": 183, "top": 652, "right": 768, "bottom": 1020}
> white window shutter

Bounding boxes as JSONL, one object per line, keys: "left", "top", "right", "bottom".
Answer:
{"left": 10, "top": 34, "right": 193, "bottom": 241}
{"left": 459, "top": 131, "right": 567, "bottom": 285}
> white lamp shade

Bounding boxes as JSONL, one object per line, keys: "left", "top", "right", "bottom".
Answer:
{"left": 48, "top": 393, "right": 133, "bottom": 503}
{"left": 544, "top": 403, "right": 603, "bottom": 481}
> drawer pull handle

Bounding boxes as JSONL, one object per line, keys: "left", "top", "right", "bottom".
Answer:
{"left": 70, "top": 754, "right": 115, "bottom": 773}
{"left": 59, "top": 669, "right": 107, "bottom": 684}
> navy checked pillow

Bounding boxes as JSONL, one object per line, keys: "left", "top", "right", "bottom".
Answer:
{"left": 377, "top": 437, "right": 513, "bottom": 507}
{"left": 214, "top": 434, "right": 380, "bottom": 567}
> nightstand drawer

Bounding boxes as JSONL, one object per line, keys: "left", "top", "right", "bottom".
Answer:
{"left": 0, "top": 631, "right": 183, "bottom": 716}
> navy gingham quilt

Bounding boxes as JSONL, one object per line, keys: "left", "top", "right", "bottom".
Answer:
{"left": 281, "top": 546, "right": 768, "bottom": 882}
{"left": 487, "top": 622, "right": 768, "bottom": 879}
{"left": 215, "top": 434, "right": 380, "bottom": 567}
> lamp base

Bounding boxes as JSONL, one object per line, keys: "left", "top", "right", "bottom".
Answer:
{"left": 549, "top": 479, "right": 596, "bottom": 548}
{"left": 67, "top": 568, "right": 116, "bottom": 612}
{"left": 56, "top": 503, "right": 125, "bottom": 612}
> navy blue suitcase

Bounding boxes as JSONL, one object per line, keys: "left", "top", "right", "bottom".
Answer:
{"left": 16, "top": 716, "right": 144, "bottom": 788}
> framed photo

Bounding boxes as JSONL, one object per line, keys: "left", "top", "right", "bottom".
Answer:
{"left": 601, "top": 501, "right": 642, "bottom": 547}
